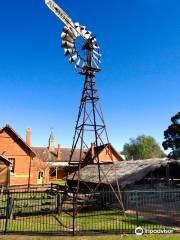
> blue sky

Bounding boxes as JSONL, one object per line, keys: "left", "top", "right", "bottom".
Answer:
{"left": 0, "top": 0, "right": 180, "bottom": 151}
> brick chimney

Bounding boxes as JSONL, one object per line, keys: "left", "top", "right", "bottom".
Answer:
{"left": 91, "top": 142, "right": 95, "bottom": 160}
{"left": 57, "top": 144, "right": 61, "bottom": 161}
{"left": 26, "top": 128, "right": 31, "bottom": 146}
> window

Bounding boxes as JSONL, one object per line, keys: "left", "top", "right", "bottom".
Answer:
{"left": 8, "top": 158, "right": 15, "bottom": 173}
{"left": 38, "top": 171, "right": 44, "bottom": 179}
{"left": 50, "top": 168, "right": 56, "bottom": 177}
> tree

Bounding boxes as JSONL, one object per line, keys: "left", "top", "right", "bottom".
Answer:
{"left": 162, "top": 112, "right": 180, "bottom": 159}
{"left": 122, "top": 135, "right": 165, "bottom": 160}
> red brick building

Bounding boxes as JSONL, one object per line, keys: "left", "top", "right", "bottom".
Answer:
{"left": 32, "top": 131, "right": 79, "bottom": 180}
{"left": 0, "top": 125, "right": 49, "bottom": 186}
{"left": 33, "top": 132, "right": 124, "bottom": 180}
{"left": 0, "top": 124, "right": 123, "bottom": 185}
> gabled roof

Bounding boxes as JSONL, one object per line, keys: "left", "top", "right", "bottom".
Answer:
{"left": 32, "top": 147, "right": 80, "bottom": 163}
{"left": 84, "top": 143, "right": 123, "bottom": 163}
{"left": 32, "top": 144, "right": 122, "bottom": 164}
{"left": 0, "top": 124, "right": 36, "bottom": 158}
{"left": 0, "top": 155, "right": 12, "bottom": 165}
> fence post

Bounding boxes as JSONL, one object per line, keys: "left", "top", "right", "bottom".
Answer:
{"left": 72, "top": 191, "right": 76, "bottom": 236}
{"left": 57, "top": 193, "right": 61, "bottom": 214}
{"left": 4, "top": 191, "right": 10, "bottom": 235}
{"left": 51, "top": 183, "right": 53, "bottom": 193}
{"left": 135, "top": 191, "right": 139, "bottom": 227}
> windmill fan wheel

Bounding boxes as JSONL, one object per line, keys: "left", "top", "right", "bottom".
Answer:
{"left": 61, "top": 22, "right": 101, "bottom": 70}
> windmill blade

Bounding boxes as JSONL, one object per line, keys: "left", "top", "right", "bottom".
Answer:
{"left": 63, "top": 26, "right": 77, "bottom": 39}
{"left": 93, "top": 43, "right": 100, "bottom": 49}
{"left": 74, "top": 22, "right": 81, "bottom": 32}
{"left": 80, "top": 25, "right": 87, "bottom": 34}
{"left": 80, "top": 60, "right": 87, "bottom": 69}
{"left": 81, "top": 29, "right": 88, "bottom": 37}
{"left": 74, "top": 22, "right": 80, "bottom": 27}
{"left": 61, "top": 32, "right": 75, "bottom": 42}
{"left": 61, "top": 32, "right": 67, "bottom": 39}
{"left": 93, "top": 54, "right": 101, "bottom": 63}
{"left": 75, "top": 22, "right": 86, "bottom": 33}
{"left": 93, "top": 49, "right": 101, "bottom": 57}
{"left": 61, "top": 40, "right": 75, "bottom": 48}
{"left": 92, "top": 38, "right": 97, "bottom": 43}
{"left": 75, "top": 26, "right": 81, "bottom": 33}
{"left": 92, "top": 57, "right": 100, "bottom": 69}
{"left": 64, "top": 48, "right": 76, "bottom": 56}
{"left": 84, "top": 31, "right": 92, "bottom": 39}
{"left": 75, "top": 58, "right": 81, "bottom": 68}
{"left": 80, "top": 25, "right": 86, "bottom": 30}
{"left": 69, "top": 53, "right": 78, "bottom": 63}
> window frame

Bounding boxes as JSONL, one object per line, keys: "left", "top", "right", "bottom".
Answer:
{"left": 8, "top": 158, "right": 15, "bottom": 173}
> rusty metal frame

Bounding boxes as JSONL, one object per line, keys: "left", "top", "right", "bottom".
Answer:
{"left": 66, "top": 40, "right": 124, "bottom": 213}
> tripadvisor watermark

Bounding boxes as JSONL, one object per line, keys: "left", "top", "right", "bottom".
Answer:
{"left": 135, "top": 227, "right": 173, "bottom": 236}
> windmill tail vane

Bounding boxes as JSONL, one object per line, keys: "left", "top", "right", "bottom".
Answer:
{"left": 45, "top": 0, "right": 101, "bottom": 71}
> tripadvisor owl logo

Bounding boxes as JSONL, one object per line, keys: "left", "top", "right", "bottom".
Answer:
{"left": 135, "top": 227, "right": 144, "bottom": 235}
{"left": 135, "top": 227, "right": 173, "bottom": 235}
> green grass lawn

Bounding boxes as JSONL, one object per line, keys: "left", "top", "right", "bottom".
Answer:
{"left": 0, "top": 190, "right": 178, "bottom": 237}
{"left": 50, "top": 180, "right": 66, "bottom": 185}
{"left": 0, "top": 209, "right": 175, "bottom": 234}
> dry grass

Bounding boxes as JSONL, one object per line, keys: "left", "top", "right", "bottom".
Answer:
{"left": 0, "top": 234, "right": 179, "bottom": 240}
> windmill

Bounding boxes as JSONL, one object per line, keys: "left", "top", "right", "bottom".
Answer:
{"left": 45, "top": 0, "right": 124, "bottom": 212}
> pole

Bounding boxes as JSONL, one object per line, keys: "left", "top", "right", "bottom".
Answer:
{"left": 135, "top": 191, "right": 139, "bottom": 227}
{"left": 72, "top": 190, "right": 76, "bottom": 236}
{"left": 28, "top": 156, "right": 32, "bottom": 190}
{"left": 4, "top": 191, "right": 10, "bottom": 235}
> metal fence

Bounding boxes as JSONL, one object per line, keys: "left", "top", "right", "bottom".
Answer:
{"left": 0, "top": 185, "right": 179, "bottom": 235}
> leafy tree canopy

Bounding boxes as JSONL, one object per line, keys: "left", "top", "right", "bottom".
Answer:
{"left": 122, "top": 135, "right": 165, "bottom": 160}
{"left": 162, "top": 112, "right": 180, "bottom": 159}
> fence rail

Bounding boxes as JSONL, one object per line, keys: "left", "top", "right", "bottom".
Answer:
{"left": 0, "top": 186, "right": 179, "bottom": 235}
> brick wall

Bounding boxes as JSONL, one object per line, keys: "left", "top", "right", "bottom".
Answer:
{"left": 93, "top": 147, "right": 122, "bottom": 164}
{"left": 0, "top": 129, "right": 49, "bottom": 185}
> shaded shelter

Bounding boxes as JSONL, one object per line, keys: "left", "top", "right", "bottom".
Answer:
{"left": 67, "top": 158, "right": 180, "bottom": 190}
{"left": 0, "top": 155, "right": 11, "bottom": 186}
